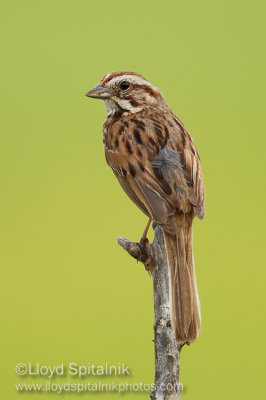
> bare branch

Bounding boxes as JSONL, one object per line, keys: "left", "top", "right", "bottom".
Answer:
{"left": 117, "top": 226, "right": 181, "bottom": 400}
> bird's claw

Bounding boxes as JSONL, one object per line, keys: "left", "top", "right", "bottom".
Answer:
{"left": 139, "top": 239, "right": 154, "bottom": 275}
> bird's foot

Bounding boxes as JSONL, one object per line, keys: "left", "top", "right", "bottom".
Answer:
{"left": 117, "top": 235, "right": 155, "bottom": 276}
{"left": 139, "top": 239, "right": 154, "bottom": 275}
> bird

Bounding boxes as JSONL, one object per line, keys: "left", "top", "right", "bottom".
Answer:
{"left": 85, "top": 71, "right": 205, "bottom": 344}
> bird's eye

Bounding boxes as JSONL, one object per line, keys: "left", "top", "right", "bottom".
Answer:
{"left": 120, "top": 81, "right": 131, "bottom": 90}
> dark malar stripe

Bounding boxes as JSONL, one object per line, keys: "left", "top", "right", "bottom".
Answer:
{"left": 130, "top": 99, "right": 141, "bottom": 107}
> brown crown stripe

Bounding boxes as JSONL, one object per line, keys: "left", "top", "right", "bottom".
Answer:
{"left": 115, "top": 138, "right": 119, "bottom": 148}
{"left": 124, "top": 121, "right": 129, "bottom": 128}
{"left": 133, "top": 129, "right": 143, "bottom": 144}
{"left": 101, "top": 71, "right": 147, "bottom": 84}
{"left": 100, "top": 72, "right": 161, "bottom": 99}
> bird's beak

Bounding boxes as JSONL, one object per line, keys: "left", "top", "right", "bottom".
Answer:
{"left": 85, "top": 83, "right": 112, "bottom": 99}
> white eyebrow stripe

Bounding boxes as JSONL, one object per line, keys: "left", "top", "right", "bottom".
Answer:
{"left": 108, "top": 75, "right": 152, "bottom": 87}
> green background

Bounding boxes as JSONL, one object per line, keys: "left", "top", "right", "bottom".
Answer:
{"left": 1, "top": 0, "right": 265, "bottom": 398}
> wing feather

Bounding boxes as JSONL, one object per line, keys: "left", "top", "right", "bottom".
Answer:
{"left": 103, "top": 109, "right": 205, "bottom": 225}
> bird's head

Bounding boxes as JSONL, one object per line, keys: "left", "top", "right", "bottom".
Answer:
{"left": 85, "top": 71, "right": 162, "bottom": 115}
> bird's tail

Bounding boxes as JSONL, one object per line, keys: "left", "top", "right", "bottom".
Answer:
{"left": 163, "top": 213, "right": 201, "bottom": 344}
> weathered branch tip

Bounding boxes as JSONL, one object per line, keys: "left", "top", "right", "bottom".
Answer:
{"left": 117, "top": 236, "right": 154, "bottom": 273}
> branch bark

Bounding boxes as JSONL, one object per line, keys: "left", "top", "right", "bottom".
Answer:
{"left": 117, "top": 225, "right": 181, "bottom": 400}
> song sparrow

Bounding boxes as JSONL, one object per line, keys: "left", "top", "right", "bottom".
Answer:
{"left": 85, "top": 72, "right": 205, "bottom": 344}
